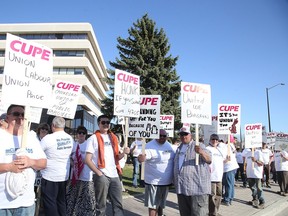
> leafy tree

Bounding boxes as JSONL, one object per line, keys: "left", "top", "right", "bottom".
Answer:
{"left": 101, "top": 14, "right": 182, "bottom": 135}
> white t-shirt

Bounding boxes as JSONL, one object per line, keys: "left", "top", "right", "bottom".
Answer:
{"left": 72, "top": 141, "right": 93, "bottom": 181}
{"left": 144, "top": 139, "right": 175, "bottom": 185}
{"left": 86, "top": 134, "right": 118, "bottom": 178}
{"left": 130, "top": 139, "right": 143, "bottom": 157}
{"left": 262, "top": 148, "right": 273, "bottom": 165}
{"left": 206, "top": 144, "right": 226, "bottom": 182}
{"left": 236, "top": 151, "right": 244, "bottom": 164}
{"left": 243, "top": 150, "right": 264, "bottom": 179}
{"left": 274, "top": 151, "right": 288, "bottom": 171}
{"left": 223, "top": 144, "right": 239, "bottom": 172}
{"left": 0, "top": 130, "right": 46, "bottom": 208}
{"left": 40, "top": 131, "right": 74, "bottom": 182}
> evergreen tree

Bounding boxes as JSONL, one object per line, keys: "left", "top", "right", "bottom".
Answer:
{"left": 101, "top": 14, "right": 182, "bottom": 133}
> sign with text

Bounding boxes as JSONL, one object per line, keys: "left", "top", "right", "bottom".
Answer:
{"left": 128, "top": 95, "right": 161, "bottom": 138}
{"left": 202, "top": 115, "right": 226, "bottom": 144}
{"left": 244, "top": 123, "right": 262, "bottom": 148}
{"left": 181, "top": 82, "right": 211, "bottom": 125}
{"left": 217, "top": 104, "right": 241, "bottom": 135}
{"left": 2, "top": 33, "right": 53, "bottom": 107}
{"left": 114, "top": 69, "right": 140, "bottom": 117}
{"left": 160, "top": 115, "right": 174, "bottom": 137}
{"left": 47, "top": 80, "right": 82, "bottom": 119}
{"left": 275, "top": 133, "right": 288, "bottom": 151}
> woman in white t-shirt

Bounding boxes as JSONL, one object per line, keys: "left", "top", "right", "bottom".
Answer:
{"left": 66, "top": 126, "right": 96, "bottom": 216}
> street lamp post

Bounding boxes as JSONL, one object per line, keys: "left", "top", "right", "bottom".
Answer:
{"left": 266, "top": 83, "right": 285, "bottom": 132}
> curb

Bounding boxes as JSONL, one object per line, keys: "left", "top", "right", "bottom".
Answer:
{"left": 252, "top": 197, "right": 288, "bottom": 216}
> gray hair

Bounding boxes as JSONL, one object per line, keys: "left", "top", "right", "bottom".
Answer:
{"left": 52, "top": 116, "right": 65, "bottom": 128}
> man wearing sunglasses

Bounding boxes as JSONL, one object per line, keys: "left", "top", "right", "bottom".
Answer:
{"left": 85, "top": 114, "right": 130, "bottom": 216}
{"left": 138, "top": 129, "right": 175, "bottom": 216}
{"left": 0, "top": 104, "right": 47, "bottom": 216}
{"left": 173, "top": 126, "right": 211, "bottom": 216}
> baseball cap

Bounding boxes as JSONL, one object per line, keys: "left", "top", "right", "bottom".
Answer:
{"left": 178, "top": 126, "right": 191, "bottom": 136}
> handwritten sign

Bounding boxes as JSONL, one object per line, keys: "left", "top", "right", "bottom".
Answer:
{"left": 47, "top": 80, "right": 82, "bottom": 119}
{"left": 244, "top": 123, "right": 262, "bottom": 148}
{"left": 160, "top": 115, "right": 174, "bottom": 137}
{"left": 113, "top": 69, "right": 140, "bottom": 117}
{"left": 128, "top": 95, "right": 161, "bottom": 138}
{"left": 217, "top": 104, "right": 241, "bottom": 135}
{"left": 2, "top": 33, "right": 53, "bottom": 107}
{"left": 275, "top": 133, "right": 288, "bottom": 151}
{"left": 181, "top": 82, "right": 211, "bottom": 125}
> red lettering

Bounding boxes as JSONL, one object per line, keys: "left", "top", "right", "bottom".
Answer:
{"left": 140, "top": 97, "right": 159, "bottom": 105}
{"left": 117, "top": 72, "right": 139, "bottom": 85}
{"left": 219, "top": 105, "right": 239, "bottom": 112}
{"left": 10, "top": 40, "right": 51, "bottom": 61}
{"left": 56, "top": 82, "right": 80, "bottom": 92}
{"left": 183, "top": 84, "right": 208, "bottom": 93}
{"left": 246, "top": 125, "right": 261, "bottom": 130}
{"left": 212, "top": 116, "right": 218, "bottom": 121}
{"left": 161, "top": 116, "right": 172, "bottom": 121}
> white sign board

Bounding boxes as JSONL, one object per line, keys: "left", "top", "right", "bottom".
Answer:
{"left": 244, "top": 123, "right": 262, "bottom": 148}
{"left": 181, "top": 82, "right": 211, "bottom": 125}
{"left": 217, "top": 104, "right": 241, "bottom": 135}
{"left": 128, "top": 95, "right": 161, "bottom": 138}
{"left": 2, "top": 33, "right": 53, "bottom": 107}
{"left": 114, "top": 69, "right": 140, "bottom": 117}
{"left": 29, "top": 106, "right": 43, "bottom": 123}
{"left": 47, "top": 80, "right": 82, "bottom": 119}
{"left": 275, "top": 133, "right": 288, "bottom": 151}
{"left": 160, "top": 115, "right": 174, "bottom": 137}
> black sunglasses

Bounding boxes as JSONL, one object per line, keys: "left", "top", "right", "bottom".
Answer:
{"left": 100, "top": 121, "right": 110, "bottom": 125}
{"left": 78, "top": 131, "right": 86, "bottom": 135}
{"left": 10, "top": 112, "right": 25, "bottom": 117}
{"left": 160, "top": 135, "right": 167, "bottom": 138}
{"left": 179, "top": 133, "right": 189, "bottom": 137}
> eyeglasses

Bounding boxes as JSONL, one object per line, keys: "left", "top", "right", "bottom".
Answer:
{"left": 78, "top": 132, "right": 86, "bottom": 135}
{"left": 100, "top": 121, "right": 110, "bottom": 125}
{"left": 179, "top": 133, "right": 189, "bottom": 137}
{"left": 10, "top": 112, "right": 25, "bottom": 117}
{"left": 160, "top": 135, "right": 167, "bottom": 138}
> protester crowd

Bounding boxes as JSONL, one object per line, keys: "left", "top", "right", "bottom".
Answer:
{"left": 0, "top": 105, "right": 288, "bottom": 216}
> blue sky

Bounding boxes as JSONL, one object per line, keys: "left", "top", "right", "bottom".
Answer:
{"left": 2, "top": 0, "right": 288, "bottom": 135}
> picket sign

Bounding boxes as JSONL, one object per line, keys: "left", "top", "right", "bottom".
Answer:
{"left": 195, "top": 124, "right": 199, "bottom": 165}
{"left": 252, "top": 147, "right": 255, "bottom": 169}
{"left": 140, "top": 138, "right": 146, "bottom": 180}
{"left": 21, "top": 106, "right": 31, "bottom": 149}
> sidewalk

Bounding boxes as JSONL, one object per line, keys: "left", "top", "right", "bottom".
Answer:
{"left": 107, "top": 181, "right": 288, "bottom": 216}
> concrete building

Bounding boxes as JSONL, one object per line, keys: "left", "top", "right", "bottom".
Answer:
{"left": 0, "top": 23, "right": 109, "bottom": 135}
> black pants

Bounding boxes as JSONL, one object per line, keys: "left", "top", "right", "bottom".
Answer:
{"left": 41, "top": 178, "right": 67, "bottom": 216}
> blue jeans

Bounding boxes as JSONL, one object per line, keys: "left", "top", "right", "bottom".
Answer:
{"left": 247, "top": 178, "right": 265, "bottom": 203}
{"left": 132, "top": 157, "right": 140, "bottom": 186}
{"left": 0, "top": 204, "right": 35, "bottom": 216}
{"left": 222, "top": 169, "right": 237, "bottom": 204}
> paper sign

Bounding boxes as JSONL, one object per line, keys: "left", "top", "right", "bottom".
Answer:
{"left": 181, "top": 82, "right": 211, "bottom": 125}
{"left": 217, "top": 104, "right": 241, "bottom": 135}
{"left": 113, "top": 69, "right": 140, "bottom": 117}
{"left": 275, "top": 133, "right": 288, "bottom": 151}
{"left": 160, "top": 115, "right": 174, "bottom": 137}
{"left": 47, "top": 80, "right": 82, "bottom": 119}
{"left": 244, "top": 123, "right": 262, "bottom": 148}
{"left": 2, "top": 33, "right": 53, "bottom": 107}
{"left": 128, "top": 95, "right": 161, "bottom": 138}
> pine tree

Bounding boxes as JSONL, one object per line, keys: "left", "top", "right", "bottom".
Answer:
{"left": 101, "top": 14, "right": 181, "bottom": 133}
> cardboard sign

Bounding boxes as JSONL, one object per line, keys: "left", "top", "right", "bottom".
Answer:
{"left": 128, "top": 95, "right": 161, "bottom": 138}
{"left": 2, "top": 33, "right": 53, "bottom": 107}
{"left": 244, "top": 123, "right": 262, "bottom": 148}
{"left": 217, "top": 104, "right": 241, "bottom": 135}
{"left": 181, "top": 82, "right": 211, "bottom": 125}
{"left": 47, "top": 80, "right": 82, "bottom": 119}
{"left": 113, "top": 69, "right": 140, "bottom": 117}
{"left": 160, "top": 115, "right": 174, "bottom": 137}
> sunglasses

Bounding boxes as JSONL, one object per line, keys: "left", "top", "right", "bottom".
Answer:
{"left": 10, "top": 112, "right": 25, "bottom": 117}
{"left": 41, "top": 128, "right": 49, "bottom": 131}
{"left": 100, "top": 121, "right": 110, "bottom": 125}
{"left": 179, "top": 133, "right": 189, "bottom": 137}
{"left": 160, "top": 134, "right": 167, "bottom": 138}
{"left": 78, "top": 131, "right": 86, "bottom": 135}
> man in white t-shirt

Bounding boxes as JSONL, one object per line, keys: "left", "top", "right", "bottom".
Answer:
{"left": 274, "top": 150, "right": 288, "bottom": 196}
{"left": 261, "top": 142, "right": 273, "bottom": 188}
{"left": 130, "top": 137, "right": 145, "bottom": 188}
{"left": 0, "top": 104, "right": 47, "bottom": 215}
{"left": 243, "top": 148, "right": 265, "bottom": 209}
{"left": 40, "top": 116, "right": 74, "bottom": 216}
{"left": 85, "top": 114, "right": 130, "bottom": 216}
{"left": 138, "top": 129, "right": 175, "bottom": 216}
{"left": 206, "top": 134, "right": 227, "bottom": 216}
